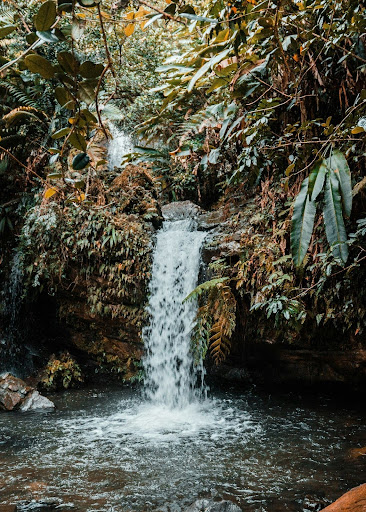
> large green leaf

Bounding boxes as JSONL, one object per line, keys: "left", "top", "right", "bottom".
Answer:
{"left": 291, "top": 178, "right": 317, "bottom": 266}
{"left": 323, "top": 172, "right": 348, "bottom": 263}
{"left": 69, "top": 131, "right": 87, "bottom": 151}
{"left": 35, "top": 1, "right": 57, "bottom": 32}
{"left": 79, "top": 61, "right": 104, "bottom": 79}
{"left": 57, "top": 51, "right": 80, "bottom": 75}
{"left": 78, "top": 80, "right": 96, "bottom": 105}
{"left": 0, "top": 25, "right": 17, "bottom": 39}
{"left": 327, "top": 150, "right": 352, "bottom": 217}
{"left": 187, "top": 48, "right": 231, "bottom": 92}
{"left": 72, "top": 153, "right": 90, "bottom": 170}
{"left": 54, "top": 86, "right": 75, "bottom": 110}
{"left": 308, "top": 160, "right": 326, "bottom": 201}
{"left": 24, "top": 54, "right": 55, "bottom": 79}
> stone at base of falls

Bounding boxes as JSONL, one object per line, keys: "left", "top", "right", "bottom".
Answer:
{"left": 321, "top": 484, "right": 366, "bottom": 512}
{"left": 0, "top": 373, "right": 55, "bottom": 412}
{"left": 184, "top": 500, "right": 242, "bottom": 512}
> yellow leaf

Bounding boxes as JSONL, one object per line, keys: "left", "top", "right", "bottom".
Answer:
{"left": 45, "top": 187, "right": 57, "bottom": 199}
{"left": 68, "top": 117, "right": 76, "bottom": 125}
{"left": 351, "top": 126, "right": 365, "bottom": 134}
{"left": 124, "top": 23, "right": 135, "bottom": 36}
{"left": 165, "top": 0, "right": 172, "bottom": 3}
{"left": 140, "top": 20, "right": 147, "bottom": 30}
{"left": 135, "top": 7, "right": 149, "bottom": 18}
{"left": 125, "top": 11, "right": 135, "bottom": 20}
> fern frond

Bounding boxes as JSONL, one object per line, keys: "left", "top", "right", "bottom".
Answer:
{"left": 208, "top": 284, "right": 237, "bottom": 365}
{"left": 3, "top": 106, "right": 47, "bottom": 126}
{"left": 184, "top": 277, "right": 229, "bottom": 303}
{"left": 0, "top": 81, "right": 40, "bottom": 109}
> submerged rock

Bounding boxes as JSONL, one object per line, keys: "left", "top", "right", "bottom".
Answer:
{"left": 321, "top": 484, "right": 366, "bottom": 512}
{"left": 184, "top": 500, "right": 242, "bottom": 512}
{"left": 0, "top": 373, "right": 54, "bottom": 412}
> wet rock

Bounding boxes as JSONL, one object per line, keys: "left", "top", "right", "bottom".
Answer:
{"left": 20, "top": 390, "right": 55, "bottom": 411}
{"left": 184, "top": 499, "right": 242, "bottom": 512}
{"left": 207, "top": 365, "right": 252, "bottom": 385}
{"left": 0, "top": 373, "right": 54, "bottom": 412}
{"left": 347, "top": 446, "right": 366, "bottom": 459}
{"left": 321, "top": 484, "right": 366, "bottom": 512}
{"left": 162, "top": 201, "right": 202, "bottom": 221}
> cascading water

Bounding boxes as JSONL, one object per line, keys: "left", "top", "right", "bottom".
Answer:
{"left": 108, "top": 123, "right": 133, "bottom": 169}
{"left": 143, "top": 215, "right": 206, "bottom": 408}
{"left": 0, "top": 251, "right": 27, "bottom": 375}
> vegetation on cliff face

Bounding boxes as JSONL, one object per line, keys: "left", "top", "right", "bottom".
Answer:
{"left": 0, "top": 0, "right": 365, "bottom": 378}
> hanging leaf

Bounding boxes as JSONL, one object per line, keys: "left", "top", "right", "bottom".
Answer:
{"left": 179, "top": 13, "right": 217, "bottom": 23}
{"left": 308, "top": 160, "right": 326, "bottom": 201}
{"left": 188, "top": 48, "right": 231, "bottom": 92}
{"left": 142, "top": 14, "right": 163, "bottom": 29}
{"left": 71, "top": 18, "right": 85, "bottom": 40}
{"left": 78, "top": 80, "right": 96, "bottom": 105}
{"left": 36, "top": 30, "right": 59, "bottom": 43}
{"left": 79, "top": 61, "right": 104, "bottom": 79}
{"left": 58, "top": 1, "right": 73, "bottom": 13}
{"left": 72, "top": 152, "right": 90, "bottom": 170}
{"left": 35, "top": 1, "right": 57, "bottom": 32}
{"left": 327, "top": 150, "right": 352, "bottom": 218}
{"left": 45, "top": 187, "right": 57, "bottom": 198}
{"left": 57, "top": 51, "right": 80, "bottom": 75}
{"left": 0, "top": 25, "right": 17, "bottom": 39}
{"left": 291, "top": 178, "right": 317, "bottom": 267}
{"left": 55, "top": 86, "right": 75, "bottom": 110}
{"left": 351, "top": 126, "right": 365, "bottom": 134}
{"left": 323, "top": 171, "right": 348, "bottom": 263}
{"left": 124, "top": 24, "right": 135, "bottom": 36}
{"left": 24, "top": 54, "right": 55, "bottom": 79}
{"left": 51, "top": 127, "right": 71, "bottom": 139}
{"left": 69, "top": 131, "right": 87, "bottom": 151}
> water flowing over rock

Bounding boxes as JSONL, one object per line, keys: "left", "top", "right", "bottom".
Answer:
{"left": 143, "top": 202, "right": 206, "bottom": 407}
{"left": 0, "top": 373, "right": 54, "bottom": 412}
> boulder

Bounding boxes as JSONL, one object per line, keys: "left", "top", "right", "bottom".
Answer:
{"left": 0, "top": 373, "right": 54, "bottom": 412}
{"left": 321, "top": 484, "right": 366, "bottom": 512}
{"left": 184, "top": 500, "right": 242, "bottom": 512}
{"left": 20, "top": 390, "right": 55, "bottom": 412}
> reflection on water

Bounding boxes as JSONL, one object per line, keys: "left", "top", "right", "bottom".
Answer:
{"left": 0, "top": 387, "right": 365, "bottom": 511}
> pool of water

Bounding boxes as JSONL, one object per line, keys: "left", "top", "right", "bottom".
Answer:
{"left": 0, "top": 386, "right": 365, "bottom": 511}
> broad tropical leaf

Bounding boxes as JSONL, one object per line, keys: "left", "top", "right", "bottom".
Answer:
{"left": 327, "top": 150, "right": 352, "bottom": 217}
{"left": 291, "top": 178, "right": 317, "bottom": 266}
{"left": 308, "top": 161, "right": 326, "bottom": 201}
{"left": 187, "top": 48, "right": 231, "bottom": 92}
{"left": 323, "top": 171, "right": 348, "bottom": 263}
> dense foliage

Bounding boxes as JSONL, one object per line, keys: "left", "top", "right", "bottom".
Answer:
{"left": 1, "top": 0, "right": 365, "bottom": 375}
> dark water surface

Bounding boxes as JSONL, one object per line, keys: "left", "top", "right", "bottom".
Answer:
{"left": 0, "top": 386, "right": 365, "bottom": 512}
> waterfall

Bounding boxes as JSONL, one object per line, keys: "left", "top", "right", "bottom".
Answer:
{"left": 0, "top": 252, "right": 26, "bottom": 375}
{"left": 143, "top": 211, "right": 206, "bottom": 408}
{"left": 108, "top": 124, "right": 133, "bottom": 170}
